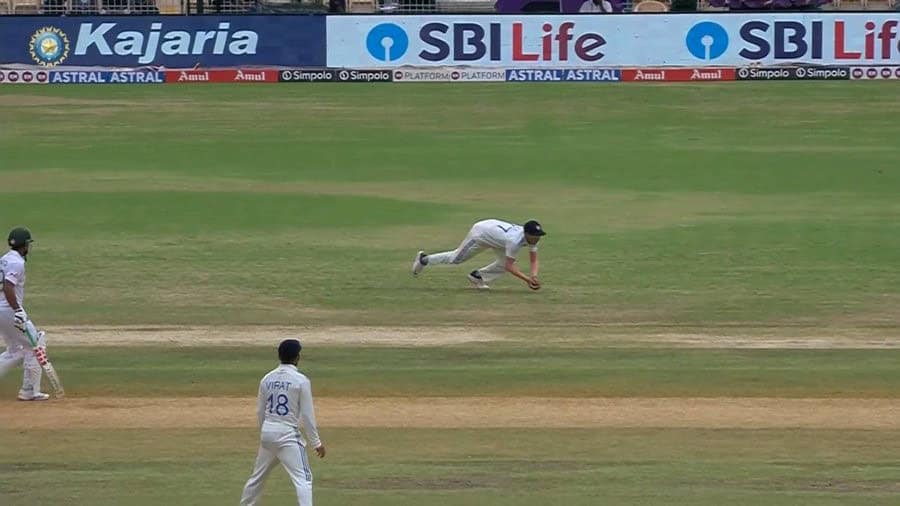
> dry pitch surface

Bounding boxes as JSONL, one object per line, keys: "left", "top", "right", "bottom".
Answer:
{"left": 2, "top": 326, "right": 896, "bottom": 432}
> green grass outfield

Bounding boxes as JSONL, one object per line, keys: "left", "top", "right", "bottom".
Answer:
{"left": 1, "top": 83, "right": 899, "bottom": 327}
{"left": 1, "top": 83, "right": 899, "bottom": 506}
{"left": 5, "top": 428, "right": 899, "bottom": 506}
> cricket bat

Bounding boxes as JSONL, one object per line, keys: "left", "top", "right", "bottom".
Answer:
{"left": 22, "top": 322, "right": 65, "bottom": 398}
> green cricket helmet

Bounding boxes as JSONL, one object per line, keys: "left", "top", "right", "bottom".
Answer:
{"left": 8, "top": 227, "right": 33, "bottom": 249}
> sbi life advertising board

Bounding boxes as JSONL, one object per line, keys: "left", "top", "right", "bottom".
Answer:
{"left": 327, "top": 14, "right": 900, "bottom": 68}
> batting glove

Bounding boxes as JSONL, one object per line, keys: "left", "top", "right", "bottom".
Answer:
{"left": 13, "top": 309, "right": 28, "bottom": 330}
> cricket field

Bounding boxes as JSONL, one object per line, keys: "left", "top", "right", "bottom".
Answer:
{"left": 1, "top": 83, "right": 899, "bottom": 505}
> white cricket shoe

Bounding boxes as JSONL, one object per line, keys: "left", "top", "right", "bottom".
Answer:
{"left": 18, "top": 392, "right": 50, "bottom": 401}
{"left": 412, "top": 251, "right": 427, "bottom": 276}
{"left": 467, "top": 271, "right": 490, "bottom": 290}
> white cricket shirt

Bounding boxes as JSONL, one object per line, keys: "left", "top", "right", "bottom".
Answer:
{"left": 255, "top": 364, "right": 322, "bottom": 448}
{"left": 473, "top": 219, "right": 539, "bottom": 258}
{"left": 0, "top": 250, "right": 26, "bottom": 310}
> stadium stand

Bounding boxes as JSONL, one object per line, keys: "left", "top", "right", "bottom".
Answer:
{"left": 705, "top": 0, "right": 896, "bottom": 8}
{"left": 10, "top": 0, "right": 40, "bottom": 12}
{"left": 0, "top": 0, "right": 162, "bottom": 13}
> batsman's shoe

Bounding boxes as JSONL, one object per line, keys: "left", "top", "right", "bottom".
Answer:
{"left": 412, "top": 251, "right": 427, "bottom": 276}
{"left": 467, "top": 271, "right": 490, "bottom": 290}
{"left": 17, "top": 392, "right": 50, "bottom": 401}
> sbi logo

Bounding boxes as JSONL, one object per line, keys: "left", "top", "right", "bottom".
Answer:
{"left": 364, "top": 21, "right": 606, "bottom": 64}
{"left": 366, "top": 23, "right": 408, "bottom": 62}
{"left": 686, "top": 21, "right": 729, "bottom": 60}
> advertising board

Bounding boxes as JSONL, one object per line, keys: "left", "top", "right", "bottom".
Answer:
{"left": 327, "top": 14, "right": 900, "bottom": 68}
{"left": 0, "top": 16, "right": 325, "bottom": 68}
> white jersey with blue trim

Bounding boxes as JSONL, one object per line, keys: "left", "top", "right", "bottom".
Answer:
{"left": 472, "top": 219, "right": 539, "bottom": 258}
{"left": 255, "top": 364, "right": 321, "bottom": 448}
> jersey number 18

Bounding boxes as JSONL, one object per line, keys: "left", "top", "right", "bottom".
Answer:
{"left": 266, "top": 393, "right": 290, "bottom": 416}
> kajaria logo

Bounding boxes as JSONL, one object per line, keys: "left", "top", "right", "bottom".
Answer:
{"left": 72, "top": 22, "right": 258, "bottom": 64}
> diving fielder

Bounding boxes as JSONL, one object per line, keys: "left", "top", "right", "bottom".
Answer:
{"left": 0, "top": 227, "right": 48, "bottom": 401}
{"left": 412, "top": 219, "right": 546, "bottom": 290}
{"left": 240, "top": 339, "right": 326, "bottom": 506}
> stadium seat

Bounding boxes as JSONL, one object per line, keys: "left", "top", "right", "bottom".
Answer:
{"left": 70, "top": 0, "right": 101, "bottom": 13}
{"left": 633, "top": 0, "right": 669, "bottom": 9}
{"left": 698, "top": 0, "right": 728, "bottom": 9}
{"left": 832, "top": 0, "right": 896, "bottom": 8}
{"left": 99, "top": 0, "right": 127, "bottom": 11}
{"left": 347, "top": 0, "right": 376, "bottom": 11}
{"left": 435, "top": 0, "right": 495, "bottom": 11}
{"left": 157, "top": 0, "right": 181, "bottom": 11}
{"left": 42, "top": 0, "right": 68, "bottom": 13}
{"left": 13, "top": 0, "right": 39, "bottom": 12}
{"left": 134, "top": 0, "right": 160, "bottom": 12}
{"left": 831, "top": 0, "right": 864, "bottom": 8}
{"left": 375, "top": 0, "right": 425, "bottom": 12}
{"left": 96, "top": 0, "right": 159, "bottom": 13}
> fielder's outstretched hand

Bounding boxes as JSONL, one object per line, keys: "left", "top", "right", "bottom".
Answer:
{"left": 528, "top": 277, "right": 541, "bottom": 291}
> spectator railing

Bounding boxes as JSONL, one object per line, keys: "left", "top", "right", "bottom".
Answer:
{"left": 183, "top": 0, "right": 327, "bottom": 12}
{"left": 4, "top": 0, "right": 162, "bottom": 13}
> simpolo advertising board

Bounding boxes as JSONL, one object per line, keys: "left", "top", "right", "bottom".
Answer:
{"left": 278, "top": 68, "right": 393, "bottom": 82}
{"left": 327, "top": 14, "right": 900, "bottom": 68}
{"left": 0, "top": 16, "right": 325, "bottom": 67}
{"left": 735, "top": 65, "right": 850, "bottom": 80}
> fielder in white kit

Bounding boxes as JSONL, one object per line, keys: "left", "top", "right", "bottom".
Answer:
{"left": 240, "top": 339, "right": 326, "bottom": 506}
{"left": 411, "top": 219, "right": 547, "bottom": 290}
{"left": 0, "top": 227, "right": 48, "bottom": 401}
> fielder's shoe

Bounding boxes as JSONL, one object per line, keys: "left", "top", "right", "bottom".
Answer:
{"left": 412, "top": 251, "right": 427, "bottom": 276}
{"left": 17, "top": 392, "right": 50, "bottom": 401}
{"left": 467, "top": 270, "right": 490, "bottom": 290}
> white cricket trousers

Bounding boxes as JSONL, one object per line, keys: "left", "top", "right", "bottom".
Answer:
{"left": 0, "top": 309, "right": 44, "bottom": 398}
{"left": 426, "top": 223, "right": 507, "bottom": 283}
{"left": 240, "top": 427, "right": 313, "bottom": 506}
